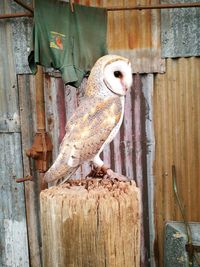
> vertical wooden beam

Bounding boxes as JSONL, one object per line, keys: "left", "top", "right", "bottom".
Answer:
{"left": 18, "top": 75, "right": 42, "bottom": 267}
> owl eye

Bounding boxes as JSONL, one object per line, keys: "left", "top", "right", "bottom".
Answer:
{"left": 114, "top": 71, "right": 122, "bottom": 78}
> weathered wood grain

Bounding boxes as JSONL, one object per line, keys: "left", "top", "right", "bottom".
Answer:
{"left": 0, "top": 1, "right": 29, "bottom": 264}
{"left": 40, "top": 179, "right": 141, "bottom": 267}
{"left": 18, "top": 74, "right": 42, "bottom": 267}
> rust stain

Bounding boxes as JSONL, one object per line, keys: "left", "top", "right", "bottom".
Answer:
{"left": 74, "top": 0, "right": 160, "bottom": 50}
{"left": 74, "top": 0, "right": 164, "bottom": 73}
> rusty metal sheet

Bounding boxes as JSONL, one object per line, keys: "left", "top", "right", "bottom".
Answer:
{"left": 75, "top": 0, "right": 165, "bottom": 73}
{"left": 161, "top": 0, "right": 200, "bottom": 58}
{"left": 154, "top": 57, "right": 200, "bottom": 266}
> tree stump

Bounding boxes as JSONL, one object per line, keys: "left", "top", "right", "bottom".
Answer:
{"left": 40, "top": 178, "right": 141, "bottom": 267}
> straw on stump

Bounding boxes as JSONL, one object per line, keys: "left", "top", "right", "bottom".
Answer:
{"left": 40, "top": 178, "right": 141, "bottom": 267}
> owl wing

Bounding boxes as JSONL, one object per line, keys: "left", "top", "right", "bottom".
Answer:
{"left": 59, "top": 95, "right": 122, "bottom": 167}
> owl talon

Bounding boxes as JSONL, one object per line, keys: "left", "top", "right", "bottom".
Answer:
{"left": 86, "top": 166, "right": 103, "bottom": 178}
{"left": 104, "top": 169, "right": 129, "bottom": 182}
{"left": 100, "top": 165, "right": 129, "bottom": 182}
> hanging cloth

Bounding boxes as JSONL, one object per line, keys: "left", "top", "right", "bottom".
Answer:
{"left": 28, "top": 0, "right": 107, "bottom": 87}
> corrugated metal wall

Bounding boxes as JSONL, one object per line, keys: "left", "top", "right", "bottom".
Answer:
{"left": 1, "top": 0, "right": 200, "bottom": 266}
{"left": 153, "top": 57, "right": 200, "bottom": 266}
{"left": 75, "top": 0, "right": 165, "bottom": 73}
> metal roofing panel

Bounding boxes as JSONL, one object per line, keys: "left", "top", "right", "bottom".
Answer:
{"left": 161, "top": 0, "right": 200, "bottom": 58}
{"left": 75, "top": 0, "right": 165, "bottom": 73}
{"left": 153, "top": 57, "right": 200, "bottom": 265}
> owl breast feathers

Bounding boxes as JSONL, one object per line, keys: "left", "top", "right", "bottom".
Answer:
{"left": 44, "top": 55, "right": 132, "bottom": 183}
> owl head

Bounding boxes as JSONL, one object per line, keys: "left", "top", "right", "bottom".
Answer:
{"left": 85, "top": 55, "right": 133, "bottom": 97}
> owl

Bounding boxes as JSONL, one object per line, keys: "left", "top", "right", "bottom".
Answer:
{"left": 44, "top": 55, "right": 132, "bottom": 183}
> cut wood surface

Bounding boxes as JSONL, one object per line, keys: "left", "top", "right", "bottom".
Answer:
{"left": 40, "top": 178, "right": 140, "bottom": 267}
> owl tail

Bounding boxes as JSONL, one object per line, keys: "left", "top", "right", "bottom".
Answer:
{"left": 44, "top": 161, "right": 79, "bottom": 183}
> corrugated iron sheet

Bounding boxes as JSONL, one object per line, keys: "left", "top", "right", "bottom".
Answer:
{"left": 153, "top": 57, "right": 200, "bottom": 266}
{"left": 75, "top": 0, "right": 165, "bottom": 73}
{"left": 161, "top": 0, "right": 200, "bottom": 58}
{"left": 0, "top": 2, "right": 29, "bottom": 265}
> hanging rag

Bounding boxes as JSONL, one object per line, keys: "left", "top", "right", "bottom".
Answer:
{"left": 28, "top": 0, "right": 107, "bottom": 87}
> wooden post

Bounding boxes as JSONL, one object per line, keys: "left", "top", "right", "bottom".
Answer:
{"left": 40, "top": 179, "right": 141, "bottom": 267}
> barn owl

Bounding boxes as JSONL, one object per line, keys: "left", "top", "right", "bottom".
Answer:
{"left": 44, "top": 55, "right": 132, "bottom": 183}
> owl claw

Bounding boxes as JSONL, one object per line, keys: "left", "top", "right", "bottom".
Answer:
{"left": 105, "top": 169, "right": 129, "bottom": 182}
{"left": 86, "top": 166, "right": 103, "bottom": 178}
{"left": 86, "top": 164, "right": 129, "bottom": 181}
{"left": 100, "top": 165, "right": 129, "bottom": 182}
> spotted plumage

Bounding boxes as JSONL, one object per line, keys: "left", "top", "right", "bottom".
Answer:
{"left": 44, "top": 55, "right": 132, "bottom": 183}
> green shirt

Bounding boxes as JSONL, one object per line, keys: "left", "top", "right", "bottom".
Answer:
{"left": 28, "top": 0, "right": 107, "bottom": 87}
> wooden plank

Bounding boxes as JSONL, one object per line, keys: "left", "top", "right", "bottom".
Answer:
{"left": 40, "top": 179, "right": 141, "bottom": 267}
{"left": 141, "top": 74, "right": 156, "bottom": 266}
{"left": 124, "top": 90, "right": 134, "bottom": 179}
{"left": 18, "top": 74, "right": 42, "bottom": 267}
{"left": 0, "top": 2, "right": 30, "bottom": 264}
{"left": 0, "top": 133, "right": 29, "bottom": 267}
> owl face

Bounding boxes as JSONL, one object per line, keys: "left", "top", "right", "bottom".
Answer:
{"left": 85, "top": 55, "right": 133, "bottom": 98}
{"left": 103, "top": 58, "right": 132, "bottom": 96}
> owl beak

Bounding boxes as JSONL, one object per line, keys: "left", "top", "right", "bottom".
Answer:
{"left": 121, "top": 80, "right": 130, "bottom": 93}
{"left": 124, "top": 86, "right": 128, "bottom": 93}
